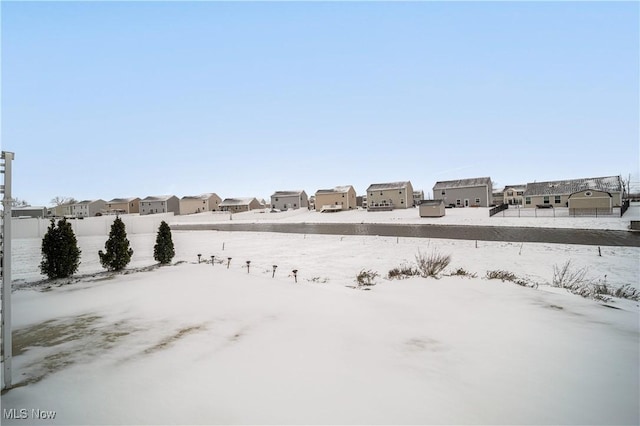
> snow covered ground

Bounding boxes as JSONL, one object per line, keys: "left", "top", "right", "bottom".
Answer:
{"left": 167, "top": 202, "right": 640, "bottom": 231}
{"left": 3, "top": 225, "right": 639, "bottom": 424}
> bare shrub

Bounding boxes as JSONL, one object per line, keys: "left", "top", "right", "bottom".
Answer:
{"left": 415, "top": 250, "right": 451, "bottom": 279}
{"left": 486, "top": 270, "right": 537, "bottom": 288}
{"left": 612, "top": 284, "right": 640, "bottom": 301}
{"left": 388, "top": 264, "right": 420, "bottom": 280}
{"left": 447, "top": 267, "right": 477, "bottom": 278}
{"left": 552, "top": 260, "right": 589, "bottom": 289}
{"left": 356, "top": 269, "right": 379, "bottom": 287}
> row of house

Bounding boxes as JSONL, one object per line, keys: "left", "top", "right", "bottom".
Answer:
{"left": 12, "top": 175, "right": 624, "bottom": 219}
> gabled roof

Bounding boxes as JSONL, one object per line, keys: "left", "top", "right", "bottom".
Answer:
{"left": 316, "top": 185, "right": 354, "bottom": 195}
{"left": 142, "top": 195, "right": 176, "bottom": 202}
{"left": 181, "top": 193, "right": 219, "bottom": 201}
{"left": 271, "top": 190, "right": 306, "bottom": 197}
{"left": 503, "top": 185, "right": 526, "bottom": 191}
{"left": 108, "top": 197, "right": 140, "bottom": 203}
{"left": 524, "top": 176, "right": 621, "bottom": 197}
{"left": 367, "top": 181, "right": 411, "bottom": 191}
{"left": 220, "top": 197, "right": 258, "bottom": 206}
{"left": 73, "top": 199, "right": 105, "bottom": 205}
{"left": 433, "top": 177, "right": 491, "bottom": 190}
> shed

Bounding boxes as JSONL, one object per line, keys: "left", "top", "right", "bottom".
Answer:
{"left": 419, "top": 199, "right": 445, "bottom": 217}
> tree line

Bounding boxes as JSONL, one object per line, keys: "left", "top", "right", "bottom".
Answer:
{"left": 39, "top": 217, "right": 175, "bottom": 279}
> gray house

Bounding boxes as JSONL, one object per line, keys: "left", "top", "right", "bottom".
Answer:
{"left": 270, "top": 190, "right": 308, "bottom": 210}
{"left": 140, "top": 195, "right": 180, "bottom": 215}
{"left": 70, "top": 199, "right": 107, "bottom": 217}
{"left": 433, "top": 177, "right": 493, "bottom": 208}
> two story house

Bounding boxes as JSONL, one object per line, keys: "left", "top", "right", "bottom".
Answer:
{"left": 366, "top": 181, "right": 414, "bottom": 210}
{"left": 433, "top": 177, "right": 492, "bottom": 208}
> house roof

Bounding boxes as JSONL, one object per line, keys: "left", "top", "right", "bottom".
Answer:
{"left": 108, "top": 197, "right": 139, "bottom": 203}
{"left": 503, "top": 185, "right": 526, "bottom": 191}
{"left": 142, "top": 195, "right": 176, "bottom": 202}
{"left": 316, "top": 185, "right": 354, "bottom": 195}
{"left": 524, "top": 176, "right": 621, "bottom": 197}
{"left": 73, "top": 199, "right": 104, "bottom": 205}
{"left": 181, "top": 193, "right": 219, "bottom": 201}
{"left": 220, "top": 197, "right": 258, "bottom": 206}
{"left": 433, "top": 177, "right": 491, "bottom": 190}
{"left": 271, "top": 190, "right": 305, "bottom": 197}
{"left": 366, "top": 181, "right": 412, "bottom": 191}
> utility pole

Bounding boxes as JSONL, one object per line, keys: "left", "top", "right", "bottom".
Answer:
{"left": 1, "top": 151, "right": 14, "bottom": 390}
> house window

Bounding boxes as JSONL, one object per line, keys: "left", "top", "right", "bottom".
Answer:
{"left": 441, "top": 191, "right": 445, "bottom": 195}
{"left": 507, "top": 191, "right": 513, "bottom": 196}
{"left": 554, "top": 196, "right": 561, "bottom": 204}
{"left": 475, "top": 198, "right": 480, "bottom": 204}
{"left": 456, "top": 199, "right": 461, "bottom": 206}
{"left": 543, "top": 196, "right": 550, "bottom": 204}
{"left": 525, "top": 197, "right": 531, "bottom": 205}
{"left": 517, "top": 191, "right": 524, "bottom": 196}
{"left": 585, "top": 191, "right": 593, "bottom": 197}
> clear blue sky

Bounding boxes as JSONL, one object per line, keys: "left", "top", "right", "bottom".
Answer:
{"left": 2, "top": 1, "right": 638, "bottom": 206}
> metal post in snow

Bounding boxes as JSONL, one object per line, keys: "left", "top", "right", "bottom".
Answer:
{"left": 1, "top": 151, "right": 14, "bottom": 390}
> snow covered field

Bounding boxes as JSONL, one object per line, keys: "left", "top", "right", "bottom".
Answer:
{"left": 3, "top": 224, "right": 639, "bottom": 424}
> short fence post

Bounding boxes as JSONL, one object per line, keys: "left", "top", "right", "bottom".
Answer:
{"left": 272, "top": 265, "right": 278, "bottom": 278}
{"left": 227, "top": 257, "right": 232, "bottom": 269}
{"left": 292, "top": 269, "right": 298, "bottom": 283}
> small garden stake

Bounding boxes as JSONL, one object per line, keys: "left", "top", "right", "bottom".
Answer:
{"left": 292, "top": 269, "right": 298, "bottom": 283}
{"left": 227, "top": 257, "right": 232, "bottom": 269}
{"left": 272, "top": 265, "right": 278, "bottom": 278}
{"left": 197, "top": 254, "right": 202, "bottom": 264}
{"left": 246, "top": 260, "right": 251, "bottom": 273}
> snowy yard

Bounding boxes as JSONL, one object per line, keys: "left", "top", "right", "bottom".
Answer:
{"left": 2, "top": 226, "right": 639, "bottom": 424}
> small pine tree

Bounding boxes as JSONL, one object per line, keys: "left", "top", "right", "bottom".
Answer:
{"left": 154, "top": 221, "right": 175, "bottom": 265}
{"left": 40, "top": 218, "right": 81, "bottom": 279}
{"left": 99, "top": 216, "right": 133, "bottom": 271}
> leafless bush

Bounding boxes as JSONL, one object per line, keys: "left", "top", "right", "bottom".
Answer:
{"left": 552, "top": 260, "right": 589, "bottom": 289}
{"left": 388, "top": 264, "right": 420, "bottom": 280}
{"left": 356, "top": 269, "right": 379, "bottom": 287}
{"left": 486, "top": 270, "right": 537, "bottom": 288}
{"left": 611, "top": 284, "right": 640, "bottom": 301}
{"left": 447, "top": 267, "right": 477, "bottom": 278}
{"left": 415, "top": 250, "right": 451, "bottom": 279}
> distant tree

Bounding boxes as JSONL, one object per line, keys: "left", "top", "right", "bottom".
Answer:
{"left": 154, "top": 221, "right": 175, "bottom": 265}
{"left": 11, "top": 198, "right": 29, "bottom": 207}
{"left": 99, "top": 216, "right": 133, "bottom": 271}
{"left": 51, "top": 196, "right": 77, "bottom": 206}
{"left": 40, "top": 218, "right": 81, "bottom": 279}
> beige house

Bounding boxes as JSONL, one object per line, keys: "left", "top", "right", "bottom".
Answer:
{"left": 314, "top": 186, "right": 357, "bottom": 211}
{"left": 419, "top": 199, "right": 445, "bottom": 217}
{"left": 51, "top": 202, "right": 74, "bottom": 217}
{"left": 523, "top": 176, "right": 622, "bottom": 208}
{"left": 503, "top": 185, "right": 526, "bottom": 206}
{"left": 366, "top": 181, "right": 414, "bottom": 210}
{"left": 106, "top": 197, "right": 141, "bottom": 215}
{"left": 70, "top": 199, "right": 107, "bottom": 218}
{"left": 219, "top": 197, "right": 262, "bottom": 213}
{"left": 140, "top": 195, "right": 180, "bottom": 215}
{"left": 180, "top": 193, "right": 222, "bottom": 215}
